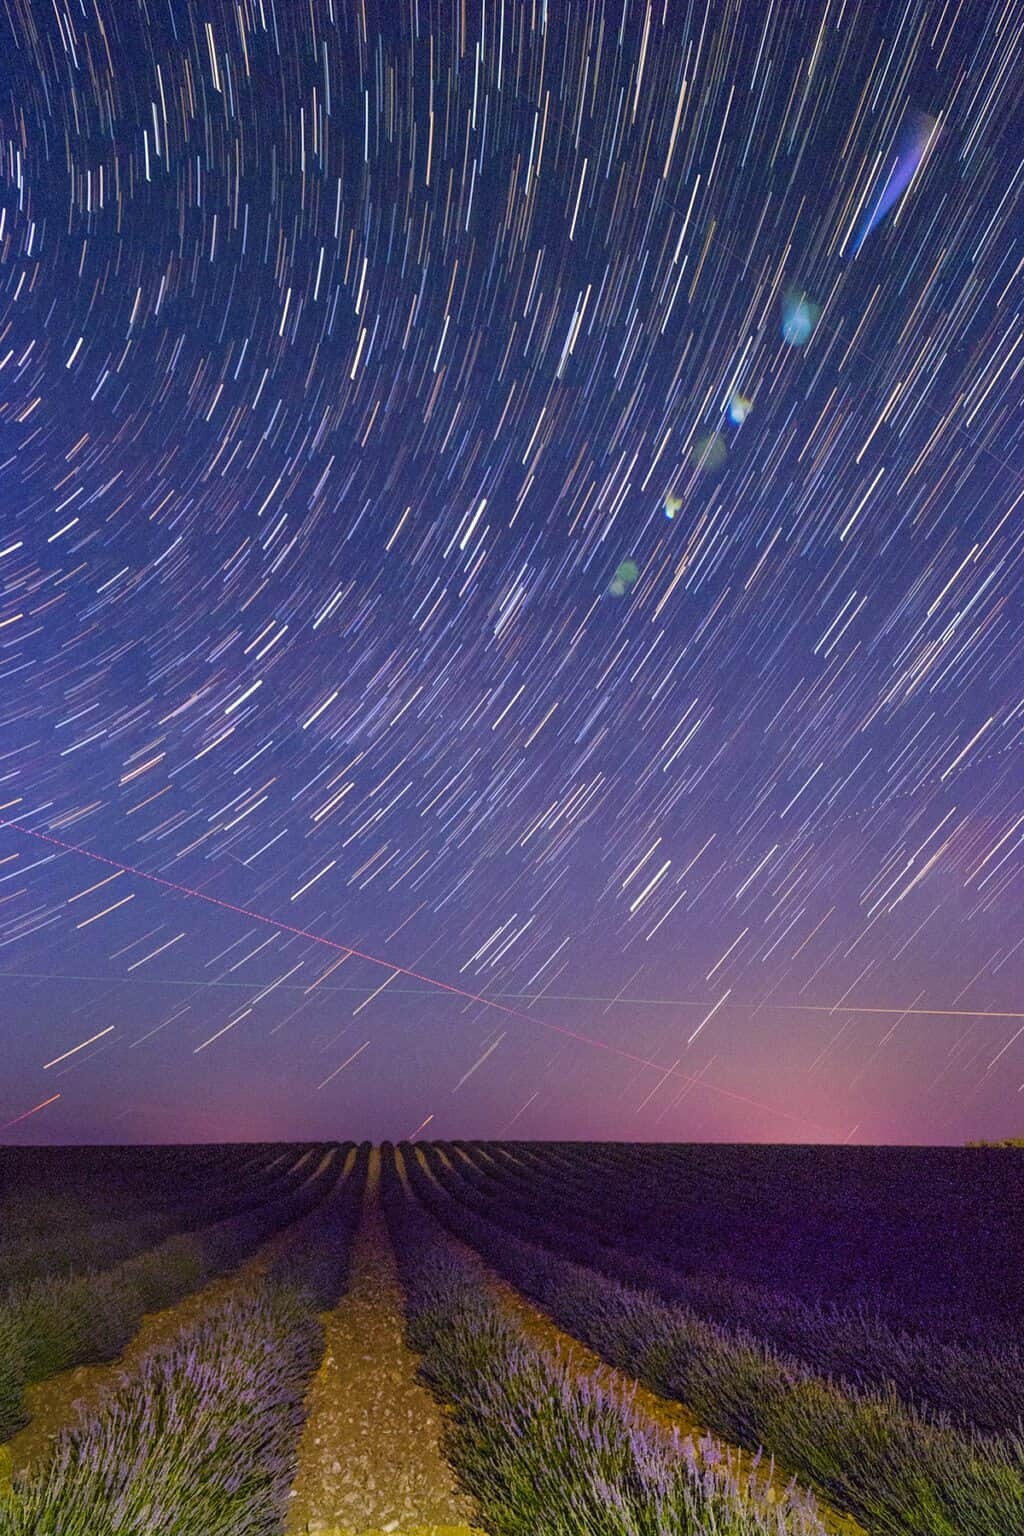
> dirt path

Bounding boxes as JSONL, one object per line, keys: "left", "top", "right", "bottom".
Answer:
{"left": 0, "top": 1146, "right": 351, "bottom": 1493}
{"left": 284, "top": 1146, "right": 484, "bottom": 1536}
{"left": 403, "top": 1146, "right": 867, "bottom": 1536}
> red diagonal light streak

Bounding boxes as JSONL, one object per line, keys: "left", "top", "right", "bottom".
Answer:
{"left": 1, "top": 1093, "right": 61, "bottom": 1131}
{"left": 0, "top": 817, "right": 831, "bottom": 1134}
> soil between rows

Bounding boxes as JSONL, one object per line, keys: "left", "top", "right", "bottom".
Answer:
{"left": 284, "top": 1147, "right": 484, "bottom": 1535}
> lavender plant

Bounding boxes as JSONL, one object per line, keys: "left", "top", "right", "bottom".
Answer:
{"left": 0, "top": 1285, "right": 322, "bottom": 1536}
{"left": 0, "top": 1143, "right": 368, "bottom": 1535}
{"left": 404, "top": 1143, "right": 1024, "bottom": 1536}
{"left": 0, "top": 1143, "right": 333, "bottom": 1294}
{"left": 381, "top": 1146, "right": 830, "bottom": 1536}
{"left": 476, "top": 1140, "right": 1024, "bottom": 1337}
{"left": 424, "top": 1141, "right": 1024, "bottom": 1439}
{"left": 0, "top": 1142, "right": 348, "bottom": 1441}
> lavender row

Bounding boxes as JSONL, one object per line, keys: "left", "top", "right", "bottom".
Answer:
{"left": 486, "top": 1140, "right": 1023, "bottom": 1336}
{"left": 0, "top": 1143, "right": 332, "bottom": 1294}
{"left": 454, "top": 1140, "right": 1024, "bottom": 1420}
{"left": 266, "top": 1139, "right": 370, "bottom": 1308}
{"left": 432, "top": 1141, "right": 1024, "bottom": 1439}
{"left": 0, "top": 1144, "right": 248, "bottom": 1291}
{"left": 404, "top": 1144, "right": 1024, "bottom": 1536}
{"left": 0, "top": 1146, "right": 369, "bottom": 1536}
{"left": 515, "top": 1135, "right": 1024, "bottom": 1353}
{"left": 380, "top": 1145, "right": 830, "bottom": 1536}
{"left": 0, "top": 1142, "right": 348, "bottom": 1442}
{"left": 457, "top": 1140, "right": 1008, "bottom": 1342}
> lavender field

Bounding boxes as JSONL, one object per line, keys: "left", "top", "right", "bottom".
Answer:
{"left": 0, "top": 1140, "right": 1020, "bottom": 1535}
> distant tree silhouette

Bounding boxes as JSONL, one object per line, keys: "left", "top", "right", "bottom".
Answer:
{"left": 966, "top": 1137, "right": 1024, "bottom": 1147}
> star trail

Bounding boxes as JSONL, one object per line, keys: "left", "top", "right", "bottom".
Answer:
{"left": 1, "top": 0, "right": 1022, "bottom": 1145}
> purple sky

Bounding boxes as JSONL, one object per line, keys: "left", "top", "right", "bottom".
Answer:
{"left": 1, "top": 0, "right": 1022, "bottom": 1146}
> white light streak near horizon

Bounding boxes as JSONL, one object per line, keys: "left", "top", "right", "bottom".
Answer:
{"left": 43, "top": 1026, "right": 114, "bottom": 1069}
{"left": 687, "top": 989, "right": 732, "bottom": 1047}
{"left": 316, "top": 1038, "right": 371, "bottom": 1090}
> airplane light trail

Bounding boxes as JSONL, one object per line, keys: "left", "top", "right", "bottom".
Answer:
{"left": 0, "top": 817, "right": 829, "bottom": 1134}
{"left": 3, "top": 964, "right": 1020, "bottom": 1024}
{"left": 1, "top": 1094, "right": 62, "bottom": 1131}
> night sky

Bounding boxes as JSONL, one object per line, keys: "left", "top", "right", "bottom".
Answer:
{"left": 1, "top": 0, "right": 1022, "bottom": 1147}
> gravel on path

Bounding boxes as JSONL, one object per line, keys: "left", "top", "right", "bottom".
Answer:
{"left": 285, "top": 1147, "right": 484, "bottom": 1536}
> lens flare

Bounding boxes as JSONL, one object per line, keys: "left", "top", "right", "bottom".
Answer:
{"left": 852, "top": 110, "right": 938, "bottom": 255}
{"left": 608, "top": 558, "right": 639, "bottom": 596}
{"left": 781, "top": 291, "right": 820, "bottom": 346}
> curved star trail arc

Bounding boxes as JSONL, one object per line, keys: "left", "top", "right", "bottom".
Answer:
{"left": 0, "top": 0, "right": 1022, "bottom": 1143}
